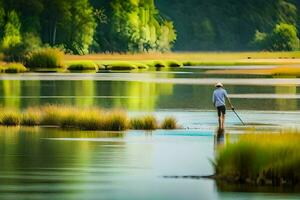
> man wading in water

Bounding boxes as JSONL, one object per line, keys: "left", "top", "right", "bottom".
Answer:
{"left": 212, "top": 82, "right": 234, "bottom": 130}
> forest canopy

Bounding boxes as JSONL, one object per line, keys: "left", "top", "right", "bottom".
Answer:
{"left": 0, "top": 0, "right": 300, "bottom": 55}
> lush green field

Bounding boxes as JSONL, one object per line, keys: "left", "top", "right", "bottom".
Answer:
{"left": 2, "top": 51, "right": 300, "bottom": 73}
{"left": 65, "top": 52, "right": 300, "bottom": 67}
{"left": 214, "top": 132, "right": 300, "bottom": 187}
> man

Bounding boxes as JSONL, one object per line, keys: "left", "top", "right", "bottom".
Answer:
{"left": 212, "top": 82, "right": 234, "bottom": 130}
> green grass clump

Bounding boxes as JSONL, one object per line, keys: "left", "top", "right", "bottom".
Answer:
{"left": 0, "top": 111, "right": 21, "bottom": 126}
{"left": 40, "top": 105, "right": 69, "bottom": 126}
{"left": 76, "top": 113, "right": 102, "bottom": 130}
{"left": 134, "top": 62, "right": 149, "bottom": 69}
{"left": 103, "top": 111, "right": 129, "bottom": 131}
{"left": 161, "top": 117, "right": 177, "bottom": 129}
{"left": 214, "top": 133, "right": 300, "bottom": 186}
{"left": 106, "top": 62, "right": 137, "bottom": 70}
{"left": 152, "top": 61, "right": 167, "bottom": 68}
{"left": 25, "top": 47, "right": 64, "bottom": 69}
{"left": 165, "top": 60, "right": 183, "bottom": 67}
{"left": 130, "top": 115, "right": 157, "bottom": 130}
{"left": 67, "top": 61, "right": 97, "bottom": 71}
{"left": 21, "top": 109, "right": 41, "bottom": 126}
{"left": 0, "top": 63, "right": 27, "bottom": 73}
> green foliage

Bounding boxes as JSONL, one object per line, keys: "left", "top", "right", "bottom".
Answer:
{"left": 253, "top": 23, "right": 299, "bottom": 51}
{"left": 1, "top": 11, "right": 21, "bottom": 49}
{"left": 269, "top": 23, "right": 299, "bottom": 51}
{"left": 25, "top": 47, "right": 65, "bottom": 69}
{"left": 110, "top": 0, "right": 176, "bottom": 52}
{"left": 157, "top": 0, "right": 299, "bottom": 50}
{"left": 67, "top": 61, "right": 97, "bottom": 71}
{"left": 63, "top": 0, "right": 96, "bottom": 54}
{"left": 2, "top": 0, "right": 300, "bottom": 52}
{"left": 3, "top": 32, "right": 42, "bottom": 62}
{"left": 0, "top": 63, "right": 27, "bottom": 73}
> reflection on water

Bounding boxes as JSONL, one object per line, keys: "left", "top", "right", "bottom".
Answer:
{"left": 0, "top": 127, "right": 298, "bottom": 200}
{"left": 214, "top": 129, "right": 225, "bottom": 151}
{"left": 0, "top": 127, "right": 217, "bottom": 200}
{"left": 0, "top": 79, "right": 300, "bottom": 111}
{"left": 0, "top": 68, "right": 300, "bottom": 199}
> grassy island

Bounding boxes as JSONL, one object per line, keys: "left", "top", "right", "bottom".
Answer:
{"left": 0, "top": 105, "right": 178, "bottom": 131}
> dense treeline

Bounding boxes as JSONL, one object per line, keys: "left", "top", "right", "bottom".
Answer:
{"left": 0, "top": 0, "right": 176, "bottom": 56}
{"left": 0, "top": 0, "right": 300, "bottom": 55}
{"left": 157, "top": 0, "right": 300, "bottom": 51}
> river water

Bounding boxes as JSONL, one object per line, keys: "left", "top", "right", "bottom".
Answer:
{"left": 0, "top": 67, "right": 299, "bottom": 199}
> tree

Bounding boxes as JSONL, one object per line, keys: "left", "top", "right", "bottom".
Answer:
{"left": 253, "top": 23, "right": 299, "bottom": 51}
{"left": 42, "top": 0, "right": 96, "bottom": 54}
{"left": 2, "top": 10, "right": 21, "bottom": 49}
{"left": 268, "top": 23, "right": 299, "bottom": 51}
{"left": 110, "top": 0, "right": 176, "bottom": 52}
{"left": 64, "top": 0, "right": 96, "bottom": 54}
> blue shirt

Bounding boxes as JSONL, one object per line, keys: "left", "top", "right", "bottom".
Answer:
{"left": 212, "top": 88, "right": 228, "bottom": 107}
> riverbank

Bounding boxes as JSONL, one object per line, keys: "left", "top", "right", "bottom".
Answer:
{"left": 0, "top": 105, "right": 178, "bottom": 131}
{"left": 65, "top": 51, "right": 300, "bottom": 66}
{"left": 214, "top": 132, "right": 300, "bottom": 187}
{"left": 2, "top": 51, "right": 300, "bottom": 74}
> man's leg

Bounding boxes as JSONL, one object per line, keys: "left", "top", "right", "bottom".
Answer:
{"left": 218, "top": 116, "right": 222, "bottom": 129}
{"left": 221, "top": 113, "right": 225, "bottom": 129}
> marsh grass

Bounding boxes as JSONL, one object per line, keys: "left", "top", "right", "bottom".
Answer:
{"left": 0, "top": 106, "right": 175, "bottom": 130}
{"left": 160, "top": 116, "right": 177, "bottom": 129}
{"left": 0, "top": 110, "right": 21, "bottom": 126}
{"left": 214, "top": 132, "right": 300, "bottom": 186}
{"left": 21, "top": 108, "right": 41, "bottom": 126}
{"left": 130, "top": 115, "right": 158, "bottom": 130}
{"left": 40, "top": 105, "right": 70, "bottom": 126}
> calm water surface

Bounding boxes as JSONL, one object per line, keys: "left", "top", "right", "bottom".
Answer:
{"left": 0, "top": 66, "right": 300, "bottom": 199}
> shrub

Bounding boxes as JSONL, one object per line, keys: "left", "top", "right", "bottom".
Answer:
{"left": 161, "top": 116, "right": 177, "bottom": 129}
{"left": 67, "top": 61, "right": 97, "bottom": 71}
{"left": 25, "top": 47, "right": 64, "bottom": 69}
{"left": 3, "top": 33, "right": 42, "bottom": 62}
{"left": 1, "top": 63, "right": 27, "bottom": 73}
